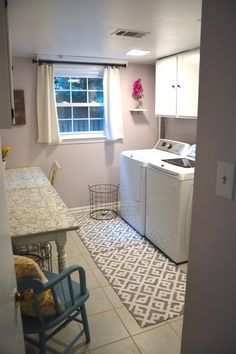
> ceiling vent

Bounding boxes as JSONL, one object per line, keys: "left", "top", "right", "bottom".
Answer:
{"left": 111, "top": 29, "right": 150, "bottom": 38}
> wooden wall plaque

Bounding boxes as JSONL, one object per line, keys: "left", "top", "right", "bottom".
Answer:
{"left": 13, "top": 89, "right": 26, "bottom": 125}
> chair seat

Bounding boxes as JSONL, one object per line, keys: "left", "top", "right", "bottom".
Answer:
{"left": 22, "top": 270, "right": 89, "bottom": 334}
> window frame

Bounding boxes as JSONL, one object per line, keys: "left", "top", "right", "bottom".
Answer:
{"left": 54, "top": 65, "right": 106, "bottom": 142}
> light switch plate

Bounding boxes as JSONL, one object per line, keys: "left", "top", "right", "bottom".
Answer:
{"left": 216, "top": 161, "right": 235, "bottom": 200}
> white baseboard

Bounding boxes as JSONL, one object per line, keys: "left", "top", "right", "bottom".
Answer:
{"left": 69, "top": 202, "right": 120, "bottom": 215}
{"left": 69, "top": 206, "right": 90, "bottom": 214}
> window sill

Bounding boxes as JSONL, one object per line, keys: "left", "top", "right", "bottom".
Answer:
{"left": 59, "top": 135, "right": 106, "bottom": 144}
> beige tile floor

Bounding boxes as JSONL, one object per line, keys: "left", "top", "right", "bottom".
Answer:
{"left": 26, "top": 226, "right": 187, "bottom": 354}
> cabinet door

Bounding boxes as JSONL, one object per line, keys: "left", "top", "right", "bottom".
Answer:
{"left": 155, "top": 56, "right": 177, "bottom": 117}
{"left": 0, "top": 0, "right": 13, "bottom": 128}
{"left": 177, "top": 50, "right": 200, "bottom": 118}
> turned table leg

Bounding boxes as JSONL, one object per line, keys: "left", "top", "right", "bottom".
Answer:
{"left": 55, "top": 232, "right": 67, "bottom": 272}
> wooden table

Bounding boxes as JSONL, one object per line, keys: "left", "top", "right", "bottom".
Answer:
{"left": 5, "top": 167, "right": 79, "bottom": 272}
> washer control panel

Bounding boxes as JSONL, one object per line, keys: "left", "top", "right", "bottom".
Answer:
{"left": 154, "top": 139, "right": 190, "bottom": 155}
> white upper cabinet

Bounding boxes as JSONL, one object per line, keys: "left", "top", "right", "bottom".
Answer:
{"left": 155, "top": 49, "right": 200, "bottom": 118}
{"left": 155, "top": 55, "right": 177, "bottom": 116}
{"left": 0, "top": 0, "right": 14, "bottom": 128}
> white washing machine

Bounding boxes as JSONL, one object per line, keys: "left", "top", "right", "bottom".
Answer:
{"left": 119, "top": 140, "right": 190, "bottom": 235}
{"left": 145, "top": 146, "right": 196, "bottom": 263}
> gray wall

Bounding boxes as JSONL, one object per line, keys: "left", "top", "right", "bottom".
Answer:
{"left": 181, "top": 1, "right": 236, "bottom": 353}
{"left": 164, "top": 117, "right": 197, "bottom": 145}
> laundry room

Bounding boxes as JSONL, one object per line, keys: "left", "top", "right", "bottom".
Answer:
{"left": 0, "top": 0, "right": 209, "bottom": 353}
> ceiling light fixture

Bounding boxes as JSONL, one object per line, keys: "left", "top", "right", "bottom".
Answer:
{"left": 126, "top": 49, "right": 150, "bottom": 56}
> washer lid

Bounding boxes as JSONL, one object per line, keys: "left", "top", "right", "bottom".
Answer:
{"left": 148, "top": 159, "right": 195, "bottom": 180}
{"left": 162, "top": 158, "right": 195, "bottom": 168}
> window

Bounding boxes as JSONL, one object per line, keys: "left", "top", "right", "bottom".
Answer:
{"left": 54, "top": 66, "right": 105, "bottom": 140}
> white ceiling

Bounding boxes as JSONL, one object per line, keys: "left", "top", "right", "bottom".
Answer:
{"left": 8, "top": 0, "right": 202, "bottom": 64}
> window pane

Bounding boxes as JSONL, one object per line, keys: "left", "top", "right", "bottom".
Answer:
{"left": 71, "top": 78, "right": 87, "bottom": 90}
{"left": 57, "top": 107, "right": 71, "bottom": 119}
{"left": 54, "top": 77, "right": 70, "bottom": 90}
{"left": 90, "top": 119, "right": 104, "bottom": 131}
{"left": 55, "top": 70, "right": 105, "bottom": 138}
{"left": 73, "top": 107, "right": 88, "bottom": 118}
{"left": 88, "top": 78, "right": 103, "bottom": 90}
{"left": 55, "top": 91, "right": 70, "bottom": 103}
{"left": 90, "top": 107, "right": 104, "bottom": 118}
{"left": 89, "top": 91, "right": 104, "bottom": 103}
{"left": 73, "top": 120, "right": 88, "bottom": 132}
{"left": 72, "top": 91, "right": 87, "bottom": 103}
{"left": 59, "top": 120, "right": 72, "bottom": 132}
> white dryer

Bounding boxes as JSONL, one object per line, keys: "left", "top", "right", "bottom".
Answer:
{"left": 145, "top": 146, "right": 196, "bottom": 263}
{"left": 119, "top": 140, "right": 190, "bottom": 235}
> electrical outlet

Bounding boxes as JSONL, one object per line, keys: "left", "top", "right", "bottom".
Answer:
{"left": 216, "top": 161, "right": 235, "bottom": 200}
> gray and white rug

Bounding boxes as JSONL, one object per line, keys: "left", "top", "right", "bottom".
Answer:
{"left": 76, "top": 214, "right": 186, "bottom": 328}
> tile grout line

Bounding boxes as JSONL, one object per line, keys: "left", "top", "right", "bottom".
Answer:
{"left": 88, "top": 336, "right": 141, "bottom": 354}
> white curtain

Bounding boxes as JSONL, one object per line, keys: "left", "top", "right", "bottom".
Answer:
{"left": 103, "top": 67, "right": 124, "bottom": 140}
{"left": 37, "top": 64, "right": 61, "bottom": 144}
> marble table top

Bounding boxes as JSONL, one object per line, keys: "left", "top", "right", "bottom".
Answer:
{"left": 5, "top": 166, "right": 51, "bottom": 190}
{"left": 5, "top": 167, "right": 79, "bottom": 237}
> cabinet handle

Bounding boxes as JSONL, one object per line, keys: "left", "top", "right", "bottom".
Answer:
{"left": 177, "top": 84, "right": 181, "bottom": 88}
{"left": 171, "top": 85, "right": 175, "bottom": 88}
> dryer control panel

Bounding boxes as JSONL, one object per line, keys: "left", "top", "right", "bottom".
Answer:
{"left": 154, "top": 139, "right": 190, "bottom": 155}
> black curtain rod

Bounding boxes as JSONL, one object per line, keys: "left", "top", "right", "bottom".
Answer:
{"left": 32, "top": 58, "right": 127, "bottom": 68}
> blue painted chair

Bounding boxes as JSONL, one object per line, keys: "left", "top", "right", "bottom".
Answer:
{"left": 17, "top": 265, "right": 90, "bottom": 354}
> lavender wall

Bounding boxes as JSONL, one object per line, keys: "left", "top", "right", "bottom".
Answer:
{"left": 181, "top": 1, "right": 236, "bottom": 353}
{"left": 0, "top": 58, "right": 158, "bottom": 208}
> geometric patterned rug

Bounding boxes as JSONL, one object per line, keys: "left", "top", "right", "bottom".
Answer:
{"left": 76, "top": 213, "right": 187, "bottom": 328}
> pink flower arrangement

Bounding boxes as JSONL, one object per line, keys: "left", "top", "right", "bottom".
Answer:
{"left": 132, "top": 78, "right": 144, "bottom": 101}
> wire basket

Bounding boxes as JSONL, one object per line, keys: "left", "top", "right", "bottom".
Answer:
{"left": 89, "top": 184, "right": 119, "bottom": 220}
{"left": 14, "top": 242, "right": 52, "bottom": 271}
